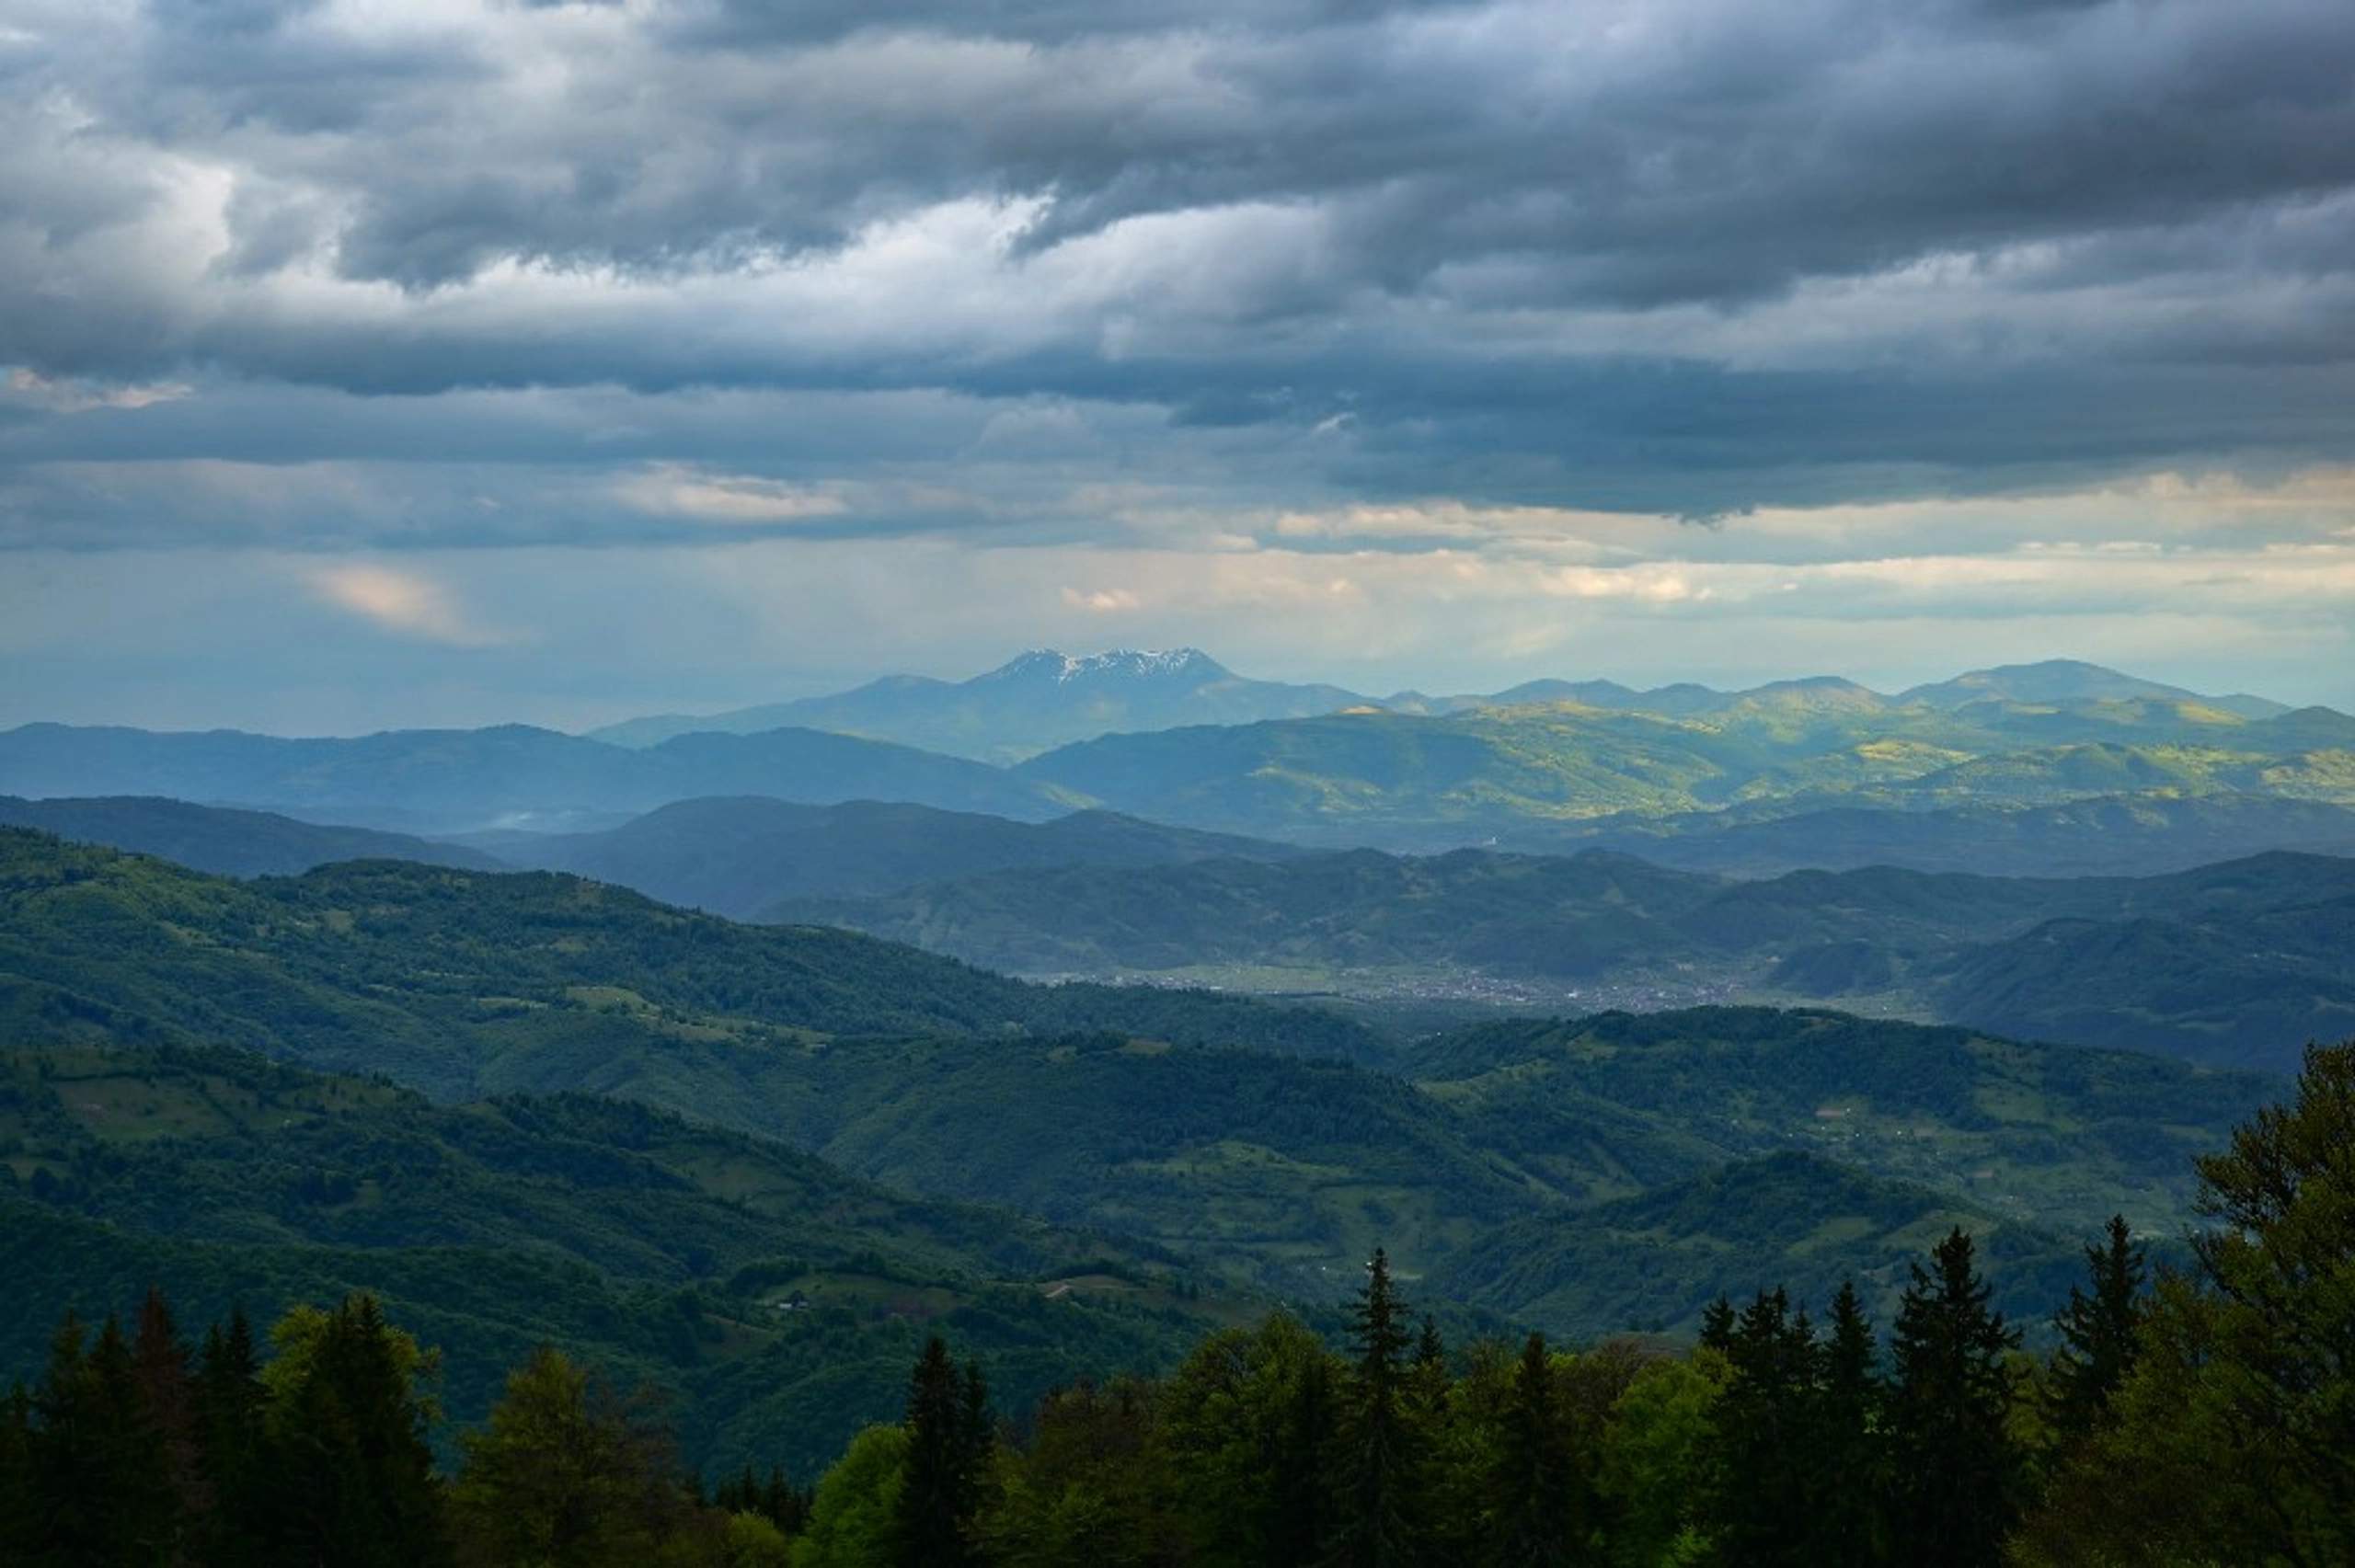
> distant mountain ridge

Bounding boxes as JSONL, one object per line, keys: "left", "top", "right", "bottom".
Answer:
{"left": 481, "top": 797, "right": 1306, "bottom": 919}
{"left": 1010, "top": 691, "right": 2349, "bottom": 849}
{"left": 0, "top": 721, "right": 1074, "bottom": 836}
{"left": 590, "top": 647, "right": 1368, "bottom": 761}
{"left": 590, "top": 652, "right": 2294, "bottom": 762}
{"left": 2, "top": 654, "right": 2340, "bottom": 858}
{"left": 0, "top": 795, "right": 506, "bottom": 876}
{"left": 1896, "top": 659, "right": 2284, "bottom": 715}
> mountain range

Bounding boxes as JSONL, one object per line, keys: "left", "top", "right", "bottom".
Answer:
{"left": 5, "top": 655, "right": 2349, "bottom": 860}
{"left": 588, "top": 647, "right": 1369, "bottom": 763}
{"left": 586, "top": 649, "right": 2292, "bottom": 763}
{"left": 4, "top": 648, "right": 2345, "bottom": 1489}
{"left": 0, "top": 721, "right": 1074, "bottom": 836}
{"left": 0, "top": 813, "right": 2315, "bottom": 1475}
{"left": 6, "top": 650, "right": 2350, "bottom": 1078}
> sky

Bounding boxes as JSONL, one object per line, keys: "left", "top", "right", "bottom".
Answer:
{"left": 4, "top": 0, "right": 2353, "bottom": 735}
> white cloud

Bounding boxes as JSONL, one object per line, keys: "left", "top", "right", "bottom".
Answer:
{"left": 616, "top": 465, "right": 851, "bottom": 526}
{"left": 6, "top": 370, "right": 192, "bottom": 413}
{"left": 1062, "top": 587, "right": 1143, "bottom": 612}
{"left": 308, "top": 562, "right": 496, "bottom": 645}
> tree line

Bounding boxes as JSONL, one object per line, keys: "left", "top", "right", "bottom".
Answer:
{"left": 8, "top": 1040, "right": 2350, "bottom": 1566}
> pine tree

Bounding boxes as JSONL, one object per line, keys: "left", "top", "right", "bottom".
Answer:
{"left": 1703, "top": 1288, "right": 1818, "bottom": 1566}
{"left": 2045, "top": 1214, "right": 2146, "bottom": 1448}
{"left": 265, "top": 1294, "right": 454, "bottom": 1568}
{"left": 28, "top": 1310, "right": 178, "bottom": 1567}
{"left": 1884, "top": 1230, "right": 2021, "bottom": 1568}
{"left": 1801, "top": 1279, "right": 1882, "bottom": 1568}
{"left": 1478, "top": 1332, "right": 1582, "bottom": 1568}
{"left": 1327, "top": 1247, "right": 1424, "bottom": 1567}
{"left": 191, "top": 1305, "right": 271, "bottom": 1567}
{"left": 895, "top": 1334, "right": 993, "bottom": 1567}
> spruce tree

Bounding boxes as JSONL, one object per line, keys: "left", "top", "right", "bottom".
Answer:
{"left": 1479, "top": 1332, "right": 1581, "bottom": 1568}
{"left": 0, "top": 1380, "right": 35, "bottom": 1562}
{"left": 896, "top": 1334, "right": 993, "bottom": 1567}
{"left": 1703, "top": 1288, "right": 1817, "bottom": 1567}
{"left": 1327, "top": 1247, "right": 1423, "bottom": 1568}
{"left": 265, "top": 1294, "right": 453, "bottom": 1568}
{"left": 1802, "top": 1279, "right": 1883, "bottom": 1568}
{"left": 2045, "top": 1214, "right": 2146, "bottom": 1448}
{"left": 132, "top": 1286, "right": 201, "bottom": 1547}
{"left": 1884, "top": 1229, "right": 2021, "bottom": 1568}
{"left": 191, "top": 1305, "right": 271, "bottom": 1567}
{"left": 2013, "top": 1042, "right": 2355, "bottom": 1566}
{"left": 28, "top": 1310, "right": 177, "bottom": 1567}
{"left": 1274, "top": 1329, "right": 1340, "bottom": 1566}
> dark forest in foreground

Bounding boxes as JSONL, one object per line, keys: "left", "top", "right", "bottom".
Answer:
{"left": 9, "top": 1039, "right": 2351, "bottom": 1567}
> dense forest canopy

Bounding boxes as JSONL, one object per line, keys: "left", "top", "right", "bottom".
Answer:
{"left": 7, "top": 1040, "right": 2351, "bottom": 1566}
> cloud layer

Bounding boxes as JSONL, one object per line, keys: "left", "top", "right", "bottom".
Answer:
{"left": 2, "top": 0, "right": 2350, "bottom": 727}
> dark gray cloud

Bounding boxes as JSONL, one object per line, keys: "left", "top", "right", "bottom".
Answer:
{"left": 0, "top": 0, "right": 2350, "bottom": 532}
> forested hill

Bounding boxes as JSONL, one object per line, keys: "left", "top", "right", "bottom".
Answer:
{"left": 0, "top": 828, "right": 1386, "bottom": 1098}
{"left": 0, "top": 1041, "right": 1235, "bottom": 1481}
{"left": 4, "top": 829, "right": 2277, "bottom": 1323}
{"left": 0, "top": 794, "right": 505, "bottom": 876}
{"left": 14, "top": 1049, "right": 2350, "bottom": 1568}
{"left": 765, "top": 842, "right": 2355, "bottom": 1074}
{"left": 5, "top": 810, "right": 2332, "bottom": 1567}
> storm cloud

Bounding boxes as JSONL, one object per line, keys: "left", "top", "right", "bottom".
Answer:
{"left": 2, "top": 0, "right": 2350, "bottom": 726}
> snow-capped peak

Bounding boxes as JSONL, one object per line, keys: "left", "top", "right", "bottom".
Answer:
{"left": 987, "top": 648, "right": 1219, "bottom": 684}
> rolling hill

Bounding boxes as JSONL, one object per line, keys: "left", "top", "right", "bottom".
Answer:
{"left": 0, "top": 831, "right": 2281, "bottom": 1333}
{"left": 762, "top": 841, "right": 2355, "bottom": 1074}
{"left": 0, "top": 793, "right": 508, "bottom": 876}
{"left": 1012, "top": 693, "right": 2355, "bottom": 848}
{"left": 0, "top": 722, "right": 1074, "bottom": 836}
{"left": 0, "top": 1041, "right": 1230, "bottom": 1480}
{"left": 479, "top": 796, "right": 1304, "bottom": 919}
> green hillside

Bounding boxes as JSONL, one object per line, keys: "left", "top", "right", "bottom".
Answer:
{"left": 1934, "top": 902, "right": 2355, "bottom": 1071}
{"left": 0, "top": 794, "right": 505, "bottom": 876}
{"left": 764, "top": 846, "right": 1727, "bottom": 980}
{"left": 766, "top": 841, "right": 2355, "bottom": 1074}
{"left": 1429, "top": 1149, "right": 2087, "bottom": 1339}
{"left": 1555, "top": 792, "right": 2355, "bottom": 878}
{"left": 1015, "top": 693, "right": 2355, "bottom": 846}
{"left": 0, "top": 1043, "right": 1231, "bottom": 1479}
{"left": 0, "top": 830, "right": 2292, "bottom": 1403}
{"left": 0, "top": 828, "right": 1386, "bottom": 1102}
{"left": 491, "top": 796, "right": 1302, "bottom": 919}
{"left": 1412, "top": 1006, "right": 2280, "bottom": 1239}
